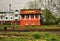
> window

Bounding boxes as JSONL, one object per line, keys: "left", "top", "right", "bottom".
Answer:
{"left": 35, "top": 15, "right": 39, "bottom": 18}
{"left": 11, "top": 17, "right": 12, "bottom": 19}
{"left": 6, "top": 17, "right": 8, "bottom": 19}
{"left": 26, "top": 15, "right": 29, "bottom": 18}
{"left": 31, "top": 15, "right": 34, "bottom": 18}
{"left": 1, "top": 17, "right": 2, "bottom": 19}
{"left": 15, "top": 19, "right": 18, "bottom": 21}
{"left": 15, "top": 14, "right": 18, "bottom": 17}
{"left": 21, "top": 15, "right": 25, "bottom": 19}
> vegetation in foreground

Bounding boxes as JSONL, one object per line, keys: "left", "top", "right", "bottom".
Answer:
{"left": 0, "top": 25, "right": 60, "bottom": 30}
{"left": 0, "top": 32, "right": 60, "bottom": 41}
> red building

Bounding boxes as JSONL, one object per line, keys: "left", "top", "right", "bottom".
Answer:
{"left": 20, "top": 9, "right": 41, "bottom": 26}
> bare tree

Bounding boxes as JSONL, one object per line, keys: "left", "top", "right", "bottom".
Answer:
{"left": 26, "top": 0, "right": 40, "bottom": 9}
{"left": 25, "top": 0, "right": 60, "bottom": 19}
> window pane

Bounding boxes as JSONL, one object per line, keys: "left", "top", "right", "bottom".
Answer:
{"left": 21, "top": 15, "right": 25, "bottom": 19}
{"left": 26, "top": 15, "right": 29, "bottom": 18}
{"left": 11, "top": 17, "right": 12, "bottom": 19}
{"left": 15, "top": 14, "right": 18, "bottom": 17}
{"left": 15, "top": 19, "right": 18, "bottom": 21}
{"left": 31, "top": 15, "right": 34, "bottom": 18}
{"left": 35, "top": 15, "right": 39, "bottom": 18}
{"left": 6, "top": 17, "right": 8, "bottom": 19}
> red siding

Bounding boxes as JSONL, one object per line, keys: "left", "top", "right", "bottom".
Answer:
{"left": 20, "top": 9, "right": 41, "bottom": 26}
{"left": 20, "top": 19, "right": 41, "bottom": 26}
{"left": 20, "top": 9, "right": 41, "bottom": 14}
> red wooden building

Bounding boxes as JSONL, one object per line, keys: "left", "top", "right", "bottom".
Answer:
{"left": 20, "top": 9, "right": 41, "bottom": 26}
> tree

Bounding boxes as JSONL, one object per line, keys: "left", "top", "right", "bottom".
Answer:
{"left": 26, "top": 0, "right": 40, "bottom": 9}
{"left": 26, "top": 0, "right": 60, "bottom": 25}
{"left": 26, "top": 0, "right": 60, "bottom": 17}
{"left": 42, "top": 8, "right": 56, "bottom": 25}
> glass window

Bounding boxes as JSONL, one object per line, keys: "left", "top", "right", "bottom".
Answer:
{"left": 15, "top": 19, "right": 18, "bottom": 21}
{"left": 15, "top": 14, "right": 18, "bottom": 17}
{"left": 35, "top": 15, "right": 39, "bottom": 18}
{"left": 31, "top": 15, "right": 34, "bottom": 18}
{"left": 6, "top": 17, "right": 8, "bottom": 19}
{"left": 11, "top": 17, "right": 12, "bottom": 19}
{"left": 21, "top": 15, "right": 25, "bottom": 19}
{"left": 1, "top": 17, "right": 2, "bottom": 19}
{"left": 26, "top": 15, "right": 29, "bottom": 18}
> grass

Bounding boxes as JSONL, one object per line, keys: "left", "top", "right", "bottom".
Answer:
{"left": 0, "top": 37, "right": 28, "bottom": 41}
{"left": 0, "top": 32, "right": 60, "bottom": 41}
{"left": 0, "top": 25, "right": 60, "bottom": 31}
{"left": 0, "top": 24, "right": 60, "bottom": 29}
{"left": 24, "top": 25, "right": 60, "bottom": 29}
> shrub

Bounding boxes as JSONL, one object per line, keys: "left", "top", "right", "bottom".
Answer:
{"left": 33, "top": 32, "right": 41, "bottom": 39}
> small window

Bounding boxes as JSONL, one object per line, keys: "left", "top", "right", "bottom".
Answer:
{"left": 35, "top": 15, "right": 39, "bottom": 18}
{"left": 1, "top": 17, "right": 2, "bottom": 19}
{"left": 15, "top": 19, "right": 18, "bottom": 21}
{"left": 15, "top": 14, "right": 18, "bottom": 17}
{"left": 21, "top": 15, "right": 25, "bottom": 19}
{"left": 6, "top": 17, "right": 8, "bottom": 19}
{"left": 31, "top": 15, "right": 34, "bottom": 18}
{"left": 11, "top": 17, "right": 12, "bottom": 19}
{"left": 26, "top": 15, "right": 29, "bottom": 18}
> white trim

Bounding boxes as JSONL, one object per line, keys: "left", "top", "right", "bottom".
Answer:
{"left": 31, "top": 23, "right": 35, "bottom": 25}
{"left": 25, "top": 15, "right": 26, "bottom": 19}
{"left": 39, "top": 15, "right": 40, "bottom": 19}
{"left": 25, "top": 24, "right": 29, "bottom": 25}
{"left": 34, "top": 15, "right": 35, "bottom": 19}
{"left": 20, "top": 15, "right": 21, "bottom": 20}
{"left": 29, "top": 15, "right": 31, "bottom": 20}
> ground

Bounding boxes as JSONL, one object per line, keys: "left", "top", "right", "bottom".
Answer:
{"left": 0, "top": 32, "right": 60, "bottom": 41}
{"left": 0, "top": 25, "right": 60, "bottom": 41}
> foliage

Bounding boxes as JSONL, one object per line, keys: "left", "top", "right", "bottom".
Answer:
{"left": 33, "top": 32, "right": 41, "bottom": 39}
{"left": 42, "top": 8, "right": 56, "bottom": 25}
{"left": 0, "top": 32, "right": 60, "bottom": 41}
{"left": 44, "top": 33, "right": 59, "bottom": 41}
{"left": 26, "top": 0, "right": 60, "bottom": 25}
{"left": 26, "top": 0, "right": 39, "bottom": 9}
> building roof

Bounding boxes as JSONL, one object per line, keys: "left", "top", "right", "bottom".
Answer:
{"left": 20, "top": 9, "right": 41, "bottom": 14}
{"left": 0, "top": 11, "right": 14, "bottom": 14}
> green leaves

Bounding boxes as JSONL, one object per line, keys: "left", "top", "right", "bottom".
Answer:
{"left": 42, "top": 8, "right": 56, "bottom": 25}
{"left": 33, "top": 32, "right": 41, "bottom": 39}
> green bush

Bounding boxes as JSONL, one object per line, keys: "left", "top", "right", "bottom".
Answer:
{"left": 46, "top": 37, "right": 58, "bottom": 41}
{"left": 33, "top": 32, "right": 41, "bottom": 39}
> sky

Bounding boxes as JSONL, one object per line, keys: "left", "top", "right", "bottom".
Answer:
{"left": 0, "top": 0, "right": 31, "bottom": 10}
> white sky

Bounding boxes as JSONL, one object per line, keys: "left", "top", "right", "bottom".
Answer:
{"left": 0, "top": 0, "right": 30, "bottom": 10}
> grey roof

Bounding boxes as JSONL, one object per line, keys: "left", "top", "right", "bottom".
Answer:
{"left": 0, "top": 12, "right": 14, "bottom": 14}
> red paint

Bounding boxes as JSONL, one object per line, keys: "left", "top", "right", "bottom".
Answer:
{"left": 20, "top": 9, "right": 41, "bottom": 14}
{"left": 20, "top": 9, "right": 41, "bottom": 26}
{"left": 20, "top": 19, "right": 41, "bottom": 26}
